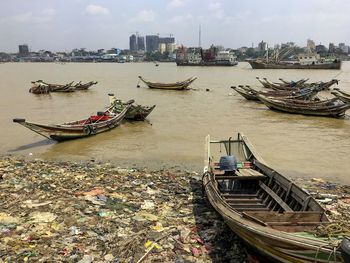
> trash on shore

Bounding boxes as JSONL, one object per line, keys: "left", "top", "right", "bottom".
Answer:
{"left": 0, "top": 157, "right": 246, "bottom": 262}
{"left": 0, "top": 157, "right": 349, "bottom": 262}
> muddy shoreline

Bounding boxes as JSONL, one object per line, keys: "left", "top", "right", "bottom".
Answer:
{"left": 1, "top": 157, "right": 349, "bottom": 262}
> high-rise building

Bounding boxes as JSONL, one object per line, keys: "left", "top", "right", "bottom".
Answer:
{"left": 258, "top": 40, "right": 267, "bottom": 51}
{"left": 159, "top": 37, "right": 175, "bottom": 45}
{"left": 129, "top": 34, "right": 137, "bottom": 52}
{"left": 18, "top": 44, "right": 29, "bottom": 56}
{"left": 329, "top": 43, "right": 336, "bottom": 53}
{"left": 146, "top": 35, "right": 159, "bottom": 52}
{"left": 137, "top": 36, "right": 145, "bottom": 51}
{"left": 307, "top": 39, "right": 316, "bottom": 53}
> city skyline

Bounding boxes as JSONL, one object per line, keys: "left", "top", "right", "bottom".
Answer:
{"left": 1, "top": 0, "right": 350, "bottom": 52}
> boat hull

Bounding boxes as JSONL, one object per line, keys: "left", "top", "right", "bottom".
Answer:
{"left": 258, "top": 96, "right": 350, "bottom": 117}
{"left": 176, "top": 61, "right": 238, "bottom": 66}
{"left": 249, "top": 61, "right": 341, "bottom": 70}
{"left": 203, "top": 133, "right": 344, "bottom": 262}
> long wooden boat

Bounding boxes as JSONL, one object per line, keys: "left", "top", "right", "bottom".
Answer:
{"left": 258, "top": 95, "right": 350, "bottom": 117}
{"left": 29, "top": 80, "right": 75, "bottom": 94}
{"left": 256, "top": 77, "right": 309, "bottom": 90}
{"left": 74, "top": 81, "right": 98, "bottom": 90}
{"left": 249, "top": 60, "right": 341, "bottom": 70}
{"left": 138, "top": 76, "right": 197, "bottom": 90}
{"left": 108, "top": 94, "right": 156, "bottom": 121}
{"left": 231, "top": 86, "right": 320, "bottom": 101}
{"left": 257, "top": 78, "right": 338, "bottom": 91}
{"left": 13, "top": 101, "right": 133, "bottom": 141}
{"left": 231, "top": 86, "right": 259, "bottom": 101}
{"left": 331, "top": 89, "right": 350, "bottom": 103}
{"left": 203, "top": 133, "right": 349, "bottom": 262}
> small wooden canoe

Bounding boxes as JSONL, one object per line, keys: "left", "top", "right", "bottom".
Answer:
{"left": 13, "top": 100, "right": 133, "bottom": 141}
{"left": 108, "top": 94, "right": 156, "bottom": 121}
{"left": 203, "top": 133, "right": 348, "bottom": 262}
{"left": 138, "top": 76, "right": 197, "bottom": 90}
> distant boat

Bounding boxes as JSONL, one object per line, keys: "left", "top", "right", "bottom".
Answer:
{"left": 138, "top": 76, "right": 197, "bottom": 90}
{"left": 176, "top": 46, "right": 238, "bottom": 66}
{"left": 248, "top": 50, "right": 341, "bottom": 69}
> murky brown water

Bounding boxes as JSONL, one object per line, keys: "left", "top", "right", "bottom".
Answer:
{"left": 1, "top": 62, "right": 350, "bottom": 183}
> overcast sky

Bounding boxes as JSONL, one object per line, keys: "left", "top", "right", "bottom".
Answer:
{"left": 1, "top": 0, "right": 350, "bottom": 52}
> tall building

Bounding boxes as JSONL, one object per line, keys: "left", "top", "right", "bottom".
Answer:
{"left": 18, "top": 44, "right": 29, "bottom": 56}
{"left": 329, "top": 43, "right": 336, "bottom": 53}
{"left": 146, "top": 35, "right": 159, "bottom": 52}
{"left": 129, "top": 34, "right": 137, "bottom": 52}
{"left": 159, "top": 37, "right": 175, "bottom": 45}
{"left": 258, "top": 40, "right": 267, "bottom": 51}
{"left": 307, "top": 39, "right": 316, "bottom": 53}
{"left": 137, "top": 36, "right": 145, "bottom": 51}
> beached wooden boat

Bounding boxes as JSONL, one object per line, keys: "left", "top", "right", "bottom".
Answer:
{"left": 331, "top": 89, "right": 350, "bottom": 103}
{"left": 73, "top": 81, "right": 98, "bottom": 90}
{"left": 203, "top": 133, "right": 348, "bottom": 262}
{"left": 138, "top": 76, "right": 197, "bottom": 90}
{"left": 13, "top": 101, "right": 133, "bottom": 141}
{"left": 108, "top": 94, "right": 156, "bottom": 121}
{"left": 258, "top": 95, "right": 350, "bottom": 117}
{"left": 29, "top": 80, "right": 75, "bottom": 94}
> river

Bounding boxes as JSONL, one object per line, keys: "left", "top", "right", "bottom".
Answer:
{"left": 1, "top": 61, "right": 349, "bottom": 183}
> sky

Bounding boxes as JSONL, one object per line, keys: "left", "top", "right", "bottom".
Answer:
{"left": 1, "top": 0, "right": 350, "bottom": 52}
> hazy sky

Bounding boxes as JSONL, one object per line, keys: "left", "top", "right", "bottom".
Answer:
{"left": 1, "top": 0, "right": 350, "bottom": 52}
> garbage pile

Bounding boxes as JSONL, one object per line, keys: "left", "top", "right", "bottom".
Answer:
{"left": 0, "top": 157, "right": 246, "bottom": 262}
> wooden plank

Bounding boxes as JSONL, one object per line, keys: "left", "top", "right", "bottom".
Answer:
{"left": 238, "top": 168, "right": 264, "bottom": 177}
{"left": 216, "top": 175, "right": 265, "bottom": 180}
{"left": 221, "top": 193, "right": 259, "bottom": 198}
{"left": 234, "top": 207, "right": 270, "bottom": 211}
{"left": 259, "top": 181, "right": 293, "bottom": 212}
{"left": 243, "top": 211, "right": 323, "bottom": 223}
{"left": 242, "top": 212, "right": 268, "bottom": 226}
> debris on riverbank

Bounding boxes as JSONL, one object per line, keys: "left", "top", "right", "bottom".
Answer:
{"left": 0, "top": 157, "right": 246, "bottom": 262}
{"left": 0, "top": 157, "right": 349, "bottom": 262}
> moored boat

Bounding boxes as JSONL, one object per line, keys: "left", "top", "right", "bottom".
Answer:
{"left": 258, "top": 95, "right": 350, "bottom": 117}
{"left": 203, "top": 133, "right": 348, "bottom": 262}
{"left": 331, "top": 88, "right": 350, "bottom": 103}
{"left": 108, "top": 93, "right": 156, "bottom": 121}
{"left": 249, "top": 60, "right": 341, "bottom": 70}
{"left": 13, "top": 100, "right": 133, "bottom": 141}
{"left": 29, "top": 80, "right": 75, "bottom": 94}
{"left": 73, "top": 81, "right": 98, "bottom": 90}
{"left": 138, "top": 76, "right": 197, "bottom": 90}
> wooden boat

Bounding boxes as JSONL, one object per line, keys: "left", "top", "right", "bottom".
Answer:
{"left": 331, "top": 88, "right": 350, "bottom": 103}
{"left": 258, "top": 95, "right": 350, "bottom": 117}
{"left": 231, "top": 85, "right": 320, "bottom": 101}
{"left": 248, "top": 59, "right": 341, "bottom": 70}
{"left": 13, "top": 100, "right": 133, "bottom": 141}
{"left": 203, "top": 133, "right": 348, "bottom": 262}
{"left": 29, "top": 80, "right": 75, "bottom": 94}
{"left": 138, "top": 76, "right": 197, "bottom": 90}
{"left": 73, "top": 81, "right": 98, "bottom": 90}
{"left": 256, "top": 78, "right": 338, "bottom": 91}
{"left": 231, "top": 86, "right": 259, "bottom": 101}
{"left": 256, "top": 77, "right": 309, "bottom": 90}
{"left": 108, "top": 94, "right": 156, "bottom": 121}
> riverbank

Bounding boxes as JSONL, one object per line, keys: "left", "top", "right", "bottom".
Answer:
{"left": 0, "top": 157, "right": 349, "bottom": 262}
